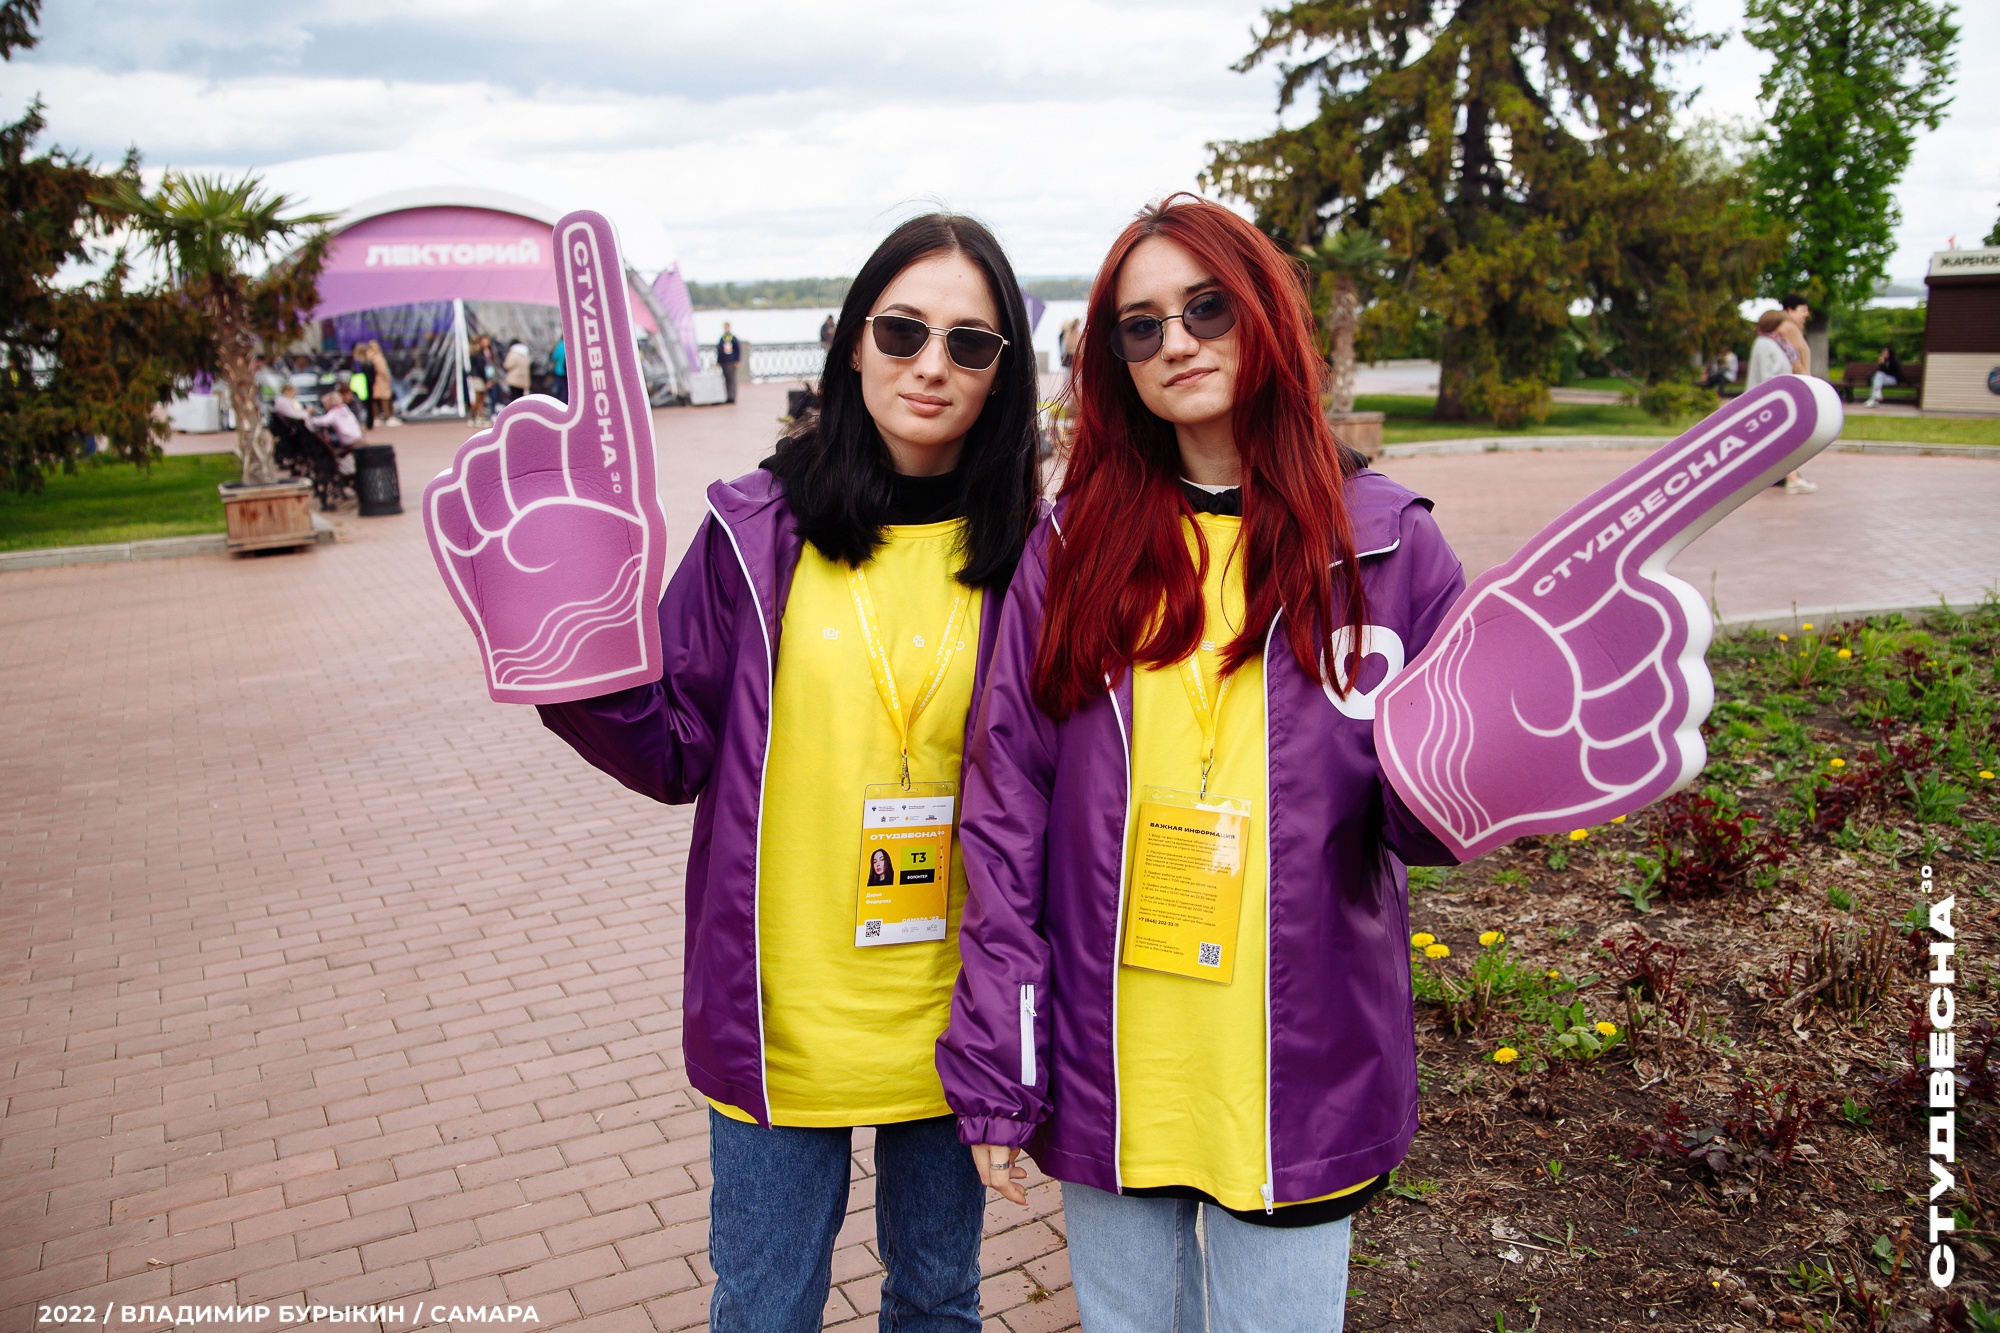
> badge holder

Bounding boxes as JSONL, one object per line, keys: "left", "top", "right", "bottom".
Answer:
{"left": 1121, "top": 786, "right": 1253, "bottom": 984}
{"left": 855, "top": 782, "right": 957, "bottom": 946}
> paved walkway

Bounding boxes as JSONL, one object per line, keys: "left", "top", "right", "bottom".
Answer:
{"left": 3, "top": 385, "right": 1997, "bottom": 1333}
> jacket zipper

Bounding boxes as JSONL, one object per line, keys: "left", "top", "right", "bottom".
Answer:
{"left": 707, "top": 497, "right": 776, "bottom": 1125}
{"left": 1019, "top": 984, "right": 1036, "bottom": 1085}
{"left": 1105, "top": 682, "right": 1135, "bottom": 1193}
{"left": 1260, "top": 614, "right": 1280, "bottom": 1213}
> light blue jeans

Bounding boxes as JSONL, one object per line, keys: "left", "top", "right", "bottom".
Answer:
{"left": 1062, "top": 1182, "right": 1353, "bottom": 1333}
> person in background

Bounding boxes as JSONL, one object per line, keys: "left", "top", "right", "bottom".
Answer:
{"left": 1746, "top": 310, "right": 1815, "bottom": 494}
{"left": 716, "top": 322, "right": 743, "bottom": 404}
{"left": 503, "top": 341, "right": 531, "bottom": 404}
{"left": 820, "top": 314, "right": 837, "bottom": 347}
{"left": 309, "top": 389, "right": 364, "bottom": 476}
{"left": 466, "top": 337, "right": 491, "bottom": 426}
{"left": 1866, "top": 345, "right": 1903, "bottom": 407}
{"left": 483, "top": 338, "right": 507, "bottom": 419}
{"left": 552, "top": 335, "right": 568, "bottom": 405}
{"left": 1778, "top": 293, "right": 1811, "bottom": 373}
{"left": 271, "top": 382, "right": 308, "bottom": 421}
{"left": 368, "top": 341, "right": 397, "bottom": 428}
{"left": 1699, "top": 347, "right": 1738, "bottom": 391}
{"left": 349, "top": 346, "right": 375, "bottom": 429}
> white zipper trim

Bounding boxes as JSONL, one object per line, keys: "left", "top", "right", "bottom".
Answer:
{"left": 707, "top": 497, "right": 776, "bottom": 1126}
{"left": 1019, "top": 984, "right": 1037, "bottom": 1085}
{"left": 1260, "top": 613, "right": 1280, "bottom": 1212}
{"left": 1106, "top": 680, "right": 1134, "bottom": 1194}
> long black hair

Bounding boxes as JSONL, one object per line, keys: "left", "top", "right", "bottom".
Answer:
{"left": 768, "top": 213, "right": 1040, "bottom": 589}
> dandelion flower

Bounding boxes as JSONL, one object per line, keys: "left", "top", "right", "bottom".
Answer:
{"left": 1802, "top": 622, "right": 1814, "bottom": 631}
{"left": 1837, "top": 648, "right": 1852, "bottom": 659}
{"left": 1981, "top": 771, "right": 1995, "bottom": 781}
{"left": 1424, "top": 943, "right": 1451, "bottom": 959}
{"left": 1493, "top": 1047, "right": 1519, "bottom": 1064}
{"left": 1778, "top": 633, "right": 1790, "bottom": 642}
{"left": 1611, "top": 814, "right": 1627, "bottom": 824}
{"left": 1596, "top": 1021, "right": 1618, "bottom": 1037}
{"left": 1410, "top": 932, "right": 1435, "bottom": 948}
{"left": 1546, "top": 969, "right": 1561, "bottom": 980}
{"left": 1830, "top": 757, "right": 1846, "bottom": 769}
{"left": 1568, "top": 829, "right": 1588, "bottom": 842}
{"left": 1480, "top": 929, "right": 1504, "bottom": 947}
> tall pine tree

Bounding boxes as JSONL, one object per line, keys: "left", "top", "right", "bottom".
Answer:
{"left": 1745, "top": 0, "right": 1958, "bottom": 373}
{"left": 0, "top": 0, "right": 203, "bottom": 492}
{"left": 1209, "top": 0, "right": 1777, "bottom": 424}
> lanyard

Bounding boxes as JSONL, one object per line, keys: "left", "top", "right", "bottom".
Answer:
{"left": 847, "top": 567, "right": 972, "bottom": 789}
{"left": 1176, "top": 651, "right": 1234, "bottom": 799}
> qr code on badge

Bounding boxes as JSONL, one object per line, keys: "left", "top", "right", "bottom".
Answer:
{"left": 1198, "top": 942, "right": 1222, "bottom": 968}
{"left": 864, "top": 920, "right": 883, "bottom": 940}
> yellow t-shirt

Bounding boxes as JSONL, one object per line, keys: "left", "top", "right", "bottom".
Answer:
{"left": 717, "top": 520, "right": 982, "bottom": 1127}
{"left": 1117, "top": 513, "right": 1374, "bottom": 1211}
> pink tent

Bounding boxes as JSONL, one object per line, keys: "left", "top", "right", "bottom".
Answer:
{"left": 303, "top": 191, "right": 673, "bottom": 417}
{"left": 313, "top": 195, "right": 659, "bottom": 332}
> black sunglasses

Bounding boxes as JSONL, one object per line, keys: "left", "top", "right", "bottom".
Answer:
{"left": 865, "top": 314, "right": 1009, "bottom": 372}
{"left": 1108, "top": 290, "right": 1236, "bottom": 363}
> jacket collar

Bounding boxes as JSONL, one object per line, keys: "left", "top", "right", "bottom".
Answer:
{"left": 705, "top": 468, "right": 802, "bottom": 655}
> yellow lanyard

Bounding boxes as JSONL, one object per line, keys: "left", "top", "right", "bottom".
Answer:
{"left": 1176, "top": 652, "right": 1234, "bottom": 799}
{"left": 847, "top": 566, "right": 972, "bottom": 789}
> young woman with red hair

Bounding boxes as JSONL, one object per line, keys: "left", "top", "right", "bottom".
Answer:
{"left": 937, "top": 196, "right": 1470, "bottom": 1329}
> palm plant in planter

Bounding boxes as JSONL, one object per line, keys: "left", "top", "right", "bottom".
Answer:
{"left": 1300, "top": 226, "right": 1388, "bottom": 458}
{"left": 95, "top": 173, "right": 331, "bottom": 487}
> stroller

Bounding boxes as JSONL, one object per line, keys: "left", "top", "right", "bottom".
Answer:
{"left": 270, "top": 411, "right": 352, "bottom": 511}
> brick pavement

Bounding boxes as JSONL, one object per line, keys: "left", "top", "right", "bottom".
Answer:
{"left": 1377, "top": 446, "right": 2000, "bottom": 620}
{"left": 4, "top": 387, "right": 1996, "bottom": 1333}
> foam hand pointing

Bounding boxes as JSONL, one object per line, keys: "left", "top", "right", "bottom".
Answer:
{"left": 1374, "top": 375, "right": 1843, "bottom": 860}
{"left": 423, "top": 211, "right": 669, "bottom": 705}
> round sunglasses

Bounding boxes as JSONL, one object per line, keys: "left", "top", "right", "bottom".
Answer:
{"left": 1108, "top": 290, "right": 1237, "bottom": 363}
{"left": 864, "top": 314, "right": 1009, "bottom": 372}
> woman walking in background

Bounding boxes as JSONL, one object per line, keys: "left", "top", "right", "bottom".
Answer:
{"left": 536, "top": 214, "right": 1041, "bottom": 1333}
{"left": 367, "top": 341, "right": 397, "bottom": 427}
{"left": 1746, "top": 310, "right": 1815, "bottom": 493}
{"left": 940, "top": 196, "right": 1468, "bottom": 1332}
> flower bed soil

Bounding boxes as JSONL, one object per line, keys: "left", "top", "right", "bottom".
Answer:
{"left": 1345, "top": 604, "right": 2000, "bottom": 1332}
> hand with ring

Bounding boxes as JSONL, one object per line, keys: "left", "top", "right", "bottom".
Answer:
{"left": 971, "top": 1143, "right": 1028, "bottom": 1205}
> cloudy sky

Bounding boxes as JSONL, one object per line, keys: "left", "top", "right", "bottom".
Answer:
{"left": 3, "top": 0, "right": 1992, "bottom": 284}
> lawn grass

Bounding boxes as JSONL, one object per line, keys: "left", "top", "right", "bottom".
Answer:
{"left": 0, "top": 452, "right": 238, "bottom": 552}
{"left": 1369, "top": 393, "right": 2000, "bottom": 446}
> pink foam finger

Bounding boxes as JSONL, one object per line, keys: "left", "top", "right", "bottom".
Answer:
{"left": 421, "top": 210, "right": 669, "bottom": 705}
{"left": 1375, "top": 375, "right": 1842, "bottom": 859}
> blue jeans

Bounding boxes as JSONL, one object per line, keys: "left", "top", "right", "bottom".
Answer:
{"left": 708, "top": 1110, "right": 984, "bottom": 1333}
{"left": 1062, "top": 1182, "right": 1352, "bottom": 1333}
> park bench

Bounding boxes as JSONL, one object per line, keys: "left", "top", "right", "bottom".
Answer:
{"left": 1839, "top": 359, "right": 1923, "bottom": 403}
{"left": 271, "top": 412, "right": 354, "bottom": 511}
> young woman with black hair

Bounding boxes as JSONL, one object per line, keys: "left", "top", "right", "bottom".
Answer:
{"left": 939, "top": 196, "right": 1468, "bottom": 1330}
{"left": 539, "top": 213, "right": 1041, "bottom": 1333}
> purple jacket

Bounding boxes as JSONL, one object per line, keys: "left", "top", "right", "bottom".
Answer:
{"left": 538, "top": 468, "right": 1005, "bottom": 1125}
{"left": 937, "top": 470, "right": 1467, "bottom": 1207}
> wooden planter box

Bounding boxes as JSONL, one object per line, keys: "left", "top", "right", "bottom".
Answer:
{"left": 219, "top": 478, "right": 317, "bottom": 553}
{"left": 1325, "top": 409, "right": 1386, "bottom": 461}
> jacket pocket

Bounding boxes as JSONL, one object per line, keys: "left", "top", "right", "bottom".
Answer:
{"left": 1019, "top": 983, "right": 1036, "bottom": 1086}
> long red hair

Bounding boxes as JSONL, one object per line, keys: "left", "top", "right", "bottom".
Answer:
{"left": 1033, "top": 196, "right": 1369, "bottom": 719}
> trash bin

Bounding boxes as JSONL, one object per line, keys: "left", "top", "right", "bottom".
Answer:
{"left": 353, "top": 444, "right": 402, "bottom": 517}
